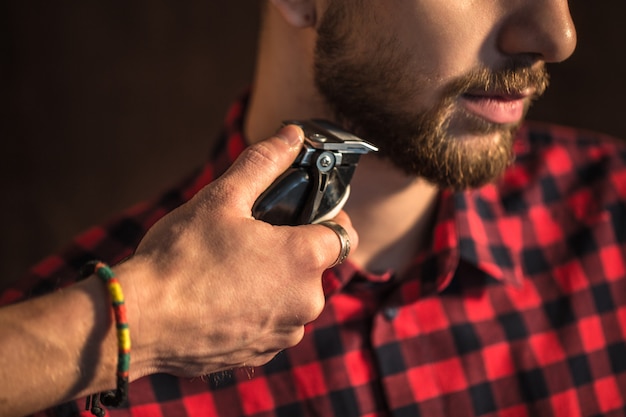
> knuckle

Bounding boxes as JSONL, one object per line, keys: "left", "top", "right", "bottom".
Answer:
{"left": 308, "top": 242, "right": 332, "bottom": 271}
{"left": 285, "top": 326, "right": 306, "bottom": 348}
{"left": 288, "top": 233, "right": 329, "bottom": 271}
{"left": 306, "top": 293, "right": 326, "bottom": 322}
{"left": 296, "top": 288, "right": 326, "bottom": 324}
{"left": 309, "top": 248, "right": 329, "bottom": 271}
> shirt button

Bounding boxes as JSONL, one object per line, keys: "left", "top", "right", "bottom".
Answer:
{"left": 383, "top": 307, "right": 399, "bottom": 321}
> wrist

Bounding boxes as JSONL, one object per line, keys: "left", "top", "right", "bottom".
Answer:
{"left": 109, "top": 256, "right": 160, "bottom": 380}
{"left": 35, "top": 275, "right": 119, "bottom": 399}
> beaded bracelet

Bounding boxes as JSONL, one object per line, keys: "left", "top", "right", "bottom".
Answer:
{"left": 82, "top": 261, "right": 130, "bottom": 417}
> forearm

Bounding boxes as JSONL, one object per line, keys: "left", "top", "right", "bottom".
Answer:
{"left": 0, "top": 276, "right": 118, "bottom": 417}
{"left": 0, "top": 126, "right": 358, "bottom": 416}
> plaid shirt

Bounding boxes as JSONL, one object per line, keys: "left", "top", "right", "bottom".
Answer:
{"left": 4, "top": 97, "right": 626, "bottom": 417}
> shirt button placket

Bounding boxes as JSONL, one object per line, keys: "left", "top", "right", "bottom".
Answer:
{"left": 372, "top": 303, "right": 421, "bottom": 415}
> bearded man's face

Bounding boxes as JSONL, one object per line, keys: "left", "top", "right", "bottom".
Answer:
{"left": 314, "top": 0, "right": 556, "bottom": 190}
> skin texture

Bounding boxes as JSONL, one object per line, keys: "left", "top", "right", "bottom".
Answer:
{"left": 0, "top": 126, "right": 359, "bottom": 417}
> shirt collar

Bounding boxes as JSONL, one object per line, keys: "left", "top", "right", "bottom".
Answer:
{"left": 431, "top": 128, "right": 531, "bottom": 290}
{"left": 452, "top": 187, "right": 524, "bottom": 288}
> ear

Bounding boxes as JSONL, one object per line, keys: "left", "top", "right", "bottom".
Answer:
{"left": 270, "top": 0, "right": 317, "bottom": 28}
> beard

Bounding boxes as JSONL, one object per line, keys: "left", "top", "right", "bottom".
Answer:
{"left": 313, "top": 3, "right": 549, "bottom": 190}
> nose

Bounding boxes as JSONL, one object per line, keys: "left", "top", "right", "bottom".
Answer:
{"left": 498, "top": 0, "right": 577, "bottom": 63}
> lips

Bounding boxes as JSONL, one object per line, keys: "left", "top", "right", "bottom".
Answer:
{"left": 460, "top": 91, "right": 531, "bottom": 125}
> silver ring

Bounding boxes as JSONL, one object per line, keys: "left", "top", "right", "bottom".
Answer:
{"left": 318, "top": 220, "right": 351, "bottom": 268}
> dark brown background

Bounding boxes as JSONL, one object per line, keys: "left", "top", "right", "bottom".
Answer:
{"left": 2, "top": 2, "right": 625, "bottom": 287}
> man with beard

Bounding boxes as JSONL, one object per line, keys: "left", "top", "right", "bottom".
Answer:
{"left": 2, "top": 0, "right": 626, "bottom": 416}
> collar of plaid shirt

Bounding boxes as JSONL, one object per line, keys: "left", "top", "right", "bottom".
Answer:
{"left": 8, "top": 96, "right": 626, "bottom": 417}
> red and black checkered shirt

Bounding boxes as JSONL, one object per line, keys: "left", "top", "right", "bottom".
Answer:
{"left": 3, "top": 97, "right": 626, "bottom": 416}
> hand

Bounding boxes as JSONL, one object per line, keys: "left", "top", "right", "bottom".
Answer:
{"left": 119, "top": 125, "right": 359, "bottom": 379}
{"left": 0, "top": 125, "right": 358, "bottom": 417}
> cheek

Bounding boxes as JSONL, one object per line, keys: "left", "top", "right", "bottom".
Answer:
{"left": 395, "top": 2, "right": 491, "bottom": 82}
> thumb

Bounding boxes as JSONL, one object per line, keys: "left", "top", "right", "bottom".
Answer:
{"left": 219, "top": 124, "right": 305, "bottom": 205}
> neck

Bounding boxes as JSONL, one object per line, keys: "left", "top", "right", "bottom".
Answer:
{"left": 245, "top": 4, "right": 329, "bottom": 144}
{"left": 244, "top": 4, "right": 440, "bottom": 274}
{"left": 343, "top": 155, "right": 439, "bottom": 274}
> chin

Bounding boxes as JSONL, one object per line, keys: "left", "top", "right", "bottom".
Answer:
{"left": 389, "top": 125, "right": 517, "bottom": 191}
